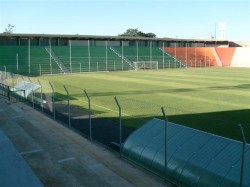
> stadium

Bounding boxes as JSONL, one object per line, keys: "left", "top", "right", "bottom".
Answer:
{"left": 0, "top": 32, "right": 249, "bottom": 187}
{"left": 0, "top": 0, "right": 250, "bottom": 186}
{"left": 0, "top": 33, "right": 249, "bottom": 75}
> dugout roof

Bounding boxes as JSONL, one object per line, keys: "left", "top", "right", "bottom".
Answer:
{"left": 122, "top": 118, "right": 250, "bottom": 187}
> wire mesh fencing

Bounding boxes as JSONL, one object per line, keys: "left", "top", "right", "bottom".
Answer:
{"left": 0, "top": 71, "right": 165, "bottom": 150}
{"left": 0, "top": 70, "right": 249, "bottom": 186}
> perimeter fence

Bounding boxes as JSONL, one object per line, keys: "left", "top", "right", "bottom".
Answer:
{"left": 0, "top": 44, "right": 219, "bottom": 76}
{"left": 0, "top": 70, "right": 249, "bottom": 186}
{"left": 0, "top": 70, "right": 164, "bottom": 149}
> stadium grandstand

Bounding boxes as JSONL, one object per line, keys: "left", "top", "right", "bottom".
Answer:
{"left": 0, "top": 33, "right": 250, "bottom": 187}
{"left": 1, "top": 33, "right": 249, "bottom": 76}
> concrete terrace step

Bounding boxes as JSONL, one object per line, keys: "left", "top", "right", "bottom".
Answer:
{"left": 0, "top": 98, "right": 173, "bottom": 187}
{"left": 0, "top": 128, "right": 44, "bottom": 187}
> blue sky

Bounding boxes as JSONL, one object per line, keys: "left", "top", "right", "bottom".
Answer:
{"left": 0, "top": 0, "right": 249, "bottom": 41}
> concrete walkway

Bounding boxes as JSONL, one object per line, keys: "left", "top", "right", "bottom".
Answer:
{"left": 0, "top": 97, "right": 174, "bottom": 187}
{"left": 0, "top": 129, "right": 44, "bottom": 187}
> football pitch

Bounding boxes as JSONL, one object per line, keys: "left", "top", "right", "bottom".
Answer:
{"left": 40, "top": 67, "right": 250, "bottom": 142}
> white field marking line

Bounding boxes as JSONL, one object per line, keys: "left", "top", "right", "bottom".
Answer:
{"left": 81, "top": 100, "right": 131, "bottom": 117}
{"left": 20, "top": 149, "right": 44, "bottom": 155}
{"left": 76, "top": 99, "right": 149, "bottom": 124}
{"left": 57, "top": 157, "right": 75, "bottom": 163}
{"left": 79, "top": 99, "right": 150, "bottom": 122}
{"left": 87, "top": 101, "right": 148, "bottom": 122}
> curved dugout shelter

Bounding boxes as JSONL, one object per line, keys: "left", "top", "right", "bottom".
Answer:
{"left": 122, "top": 118, "right": 250, "bottom": 187}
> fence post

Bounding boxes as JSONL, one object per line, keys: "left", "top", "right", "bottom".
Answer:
{"left": 37, "top": 79, "right": 43, "bottom": 113}
{"left": 49, "top": 82, "right": 55, "bottom": 120}
{"left": 238, "top": 124, "right": 246, "bottom": 187}
{"left": 84, "top": 90, "right": 92, "bottom": 141}
{"left": 64, "top": 85, "right": 71, "bottom": 127}
{"left": 114, "top": 97, "right": 122, "bottom": 157}
{"left": 21, "top": 76, "right": 26, "bottom": 99}
{"left": 28, "top": 78, "right": 34, "bottom": 108}
{"left": 4, "top": 66, "right": 6, "bottom": 85}
{"left": 161, "top": 107, "right": 168, "bottom": 181}
{"left": 7, "top": 85, "right": 10, "bottom": 101}
{"left": 39, "top": 64, "right": 41, "bottom": 76}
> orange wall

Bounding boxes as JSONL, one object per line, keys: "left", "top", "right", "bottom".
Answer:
{"left": 215, "top": 48, "right": 236, "bottom": 67}
{"left": 164, "top": 47, "right": 217, "bottom": 67}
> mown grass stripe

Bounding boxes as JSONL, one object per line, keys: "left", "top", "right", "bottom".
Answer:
{"left": 40, "top": 68, "right": 250, "bottom": 141}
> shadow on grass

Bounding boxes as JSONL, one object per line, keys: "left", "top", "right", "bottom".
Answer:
{"left": 80, "top": 84, "right": 250, "bottom": 97}
{"left": 168, "top": 109, "right": 250, "bottom": 142}
{"left": 54, "top": 92, "right": 80, "bottom": 101}
{"left": 36, "top": 101, "right": 250, "bottom": 151}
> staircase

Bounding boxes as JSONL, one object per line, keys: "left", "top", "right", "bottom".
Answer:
{"left": 110, "top": 47, "right": 135, "bottom": 69}
{"left": 45, "top": 47, "right": 69, "bottom": 73}
{"left": 158, "top": 48, "right": 185, "bottom": 67}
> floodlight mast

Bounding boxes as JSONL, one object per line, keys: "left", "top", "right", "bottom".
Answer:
{"left": 219, "top": 21, "right": 227, "bottom": 39}
{"left": 214, "top": 23, "right": 217, "bottom": 40}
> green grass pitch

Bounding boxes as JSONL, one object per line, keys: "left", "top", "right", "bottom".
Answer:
{"left": 40, "top": 67, "right": 250, "bottom": 142}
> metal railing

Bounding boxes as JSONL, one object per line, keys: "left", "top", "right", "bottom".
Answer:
{"left": 0, "top": 70, "right": 248, "bottom": 186}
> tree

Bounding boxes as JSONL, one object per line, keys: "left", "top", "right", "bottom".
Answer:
{"left": 145, "top": 33, "right": 156, "bottom": 38}
{"left": 4, "top": 24, "right": 14, "bottom": 34}
{"left": 119, "top": 28, "right": 156, "bottom": 38}
{"left": 120, "top": 28, "right": 140, "bottom": 37}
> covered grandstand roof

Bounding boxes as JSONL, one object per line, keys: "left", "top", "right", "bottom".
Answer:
{"left": 0, "top": 33, "right": 229, "bottom": 43}
{"left": 122, "top": 118, "right": 250, "bottom": 187}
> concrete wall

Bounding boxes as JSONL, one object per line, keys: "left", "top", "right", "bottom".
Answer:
{"left": 231, "top": 47, "right": 250, "bottom": 67}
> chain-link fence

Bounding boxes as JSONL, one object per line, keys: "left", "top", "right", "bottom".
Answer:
{"left": 0, "top": 70, "right": 167, "bottom": 149}
{"left": 0, "top": 70, "right": 248, "bottom": 185}
{"left": 1, "top": 69, "right": 248, "bottom": 146}
{"left": 0, "top": 44, "right": 223, "bottom": 76}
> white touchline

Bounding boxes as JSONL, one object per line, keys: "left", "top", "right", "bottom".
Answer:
{"left": 20, "top": 149, "right": 44, "bottom": 155}
{"left": 80, "top": 99, "right": 130, "bottom": 117}
{"left": 57, "top": 157, "right": 75, "bottom": 163}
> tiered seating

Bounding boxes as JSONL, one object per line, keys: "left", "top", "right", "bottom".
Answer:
{"left": 52, "top": 46, "right": 127, "bottom": 72}
{"left": 30, "top": 47, "right": 62, "bottom": 75}
{"left": 0, "top": 46, "right": 28, "bottom": 74}
{"left": 90, "top": 46, "right": 129, "bottom": 71}
{"left": 1, "top": 45, "right": 226, "bottom": 76}
{"left": 164, "top": 47, "right": 217, "bottom": 67}
{"left": 52, "top": 46, "right": 81, "bottom": 73}
{"left": 0, "top": 46, "right": 62, "bottom": 76}
{"left": 113, "top": 46, "right": 183, "bottom": 69}
{"left": 90, "top": 46, "right": 107, "bottom": 71}
{"left": 151, "top": 47, "right": 184, "bottom": 68}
